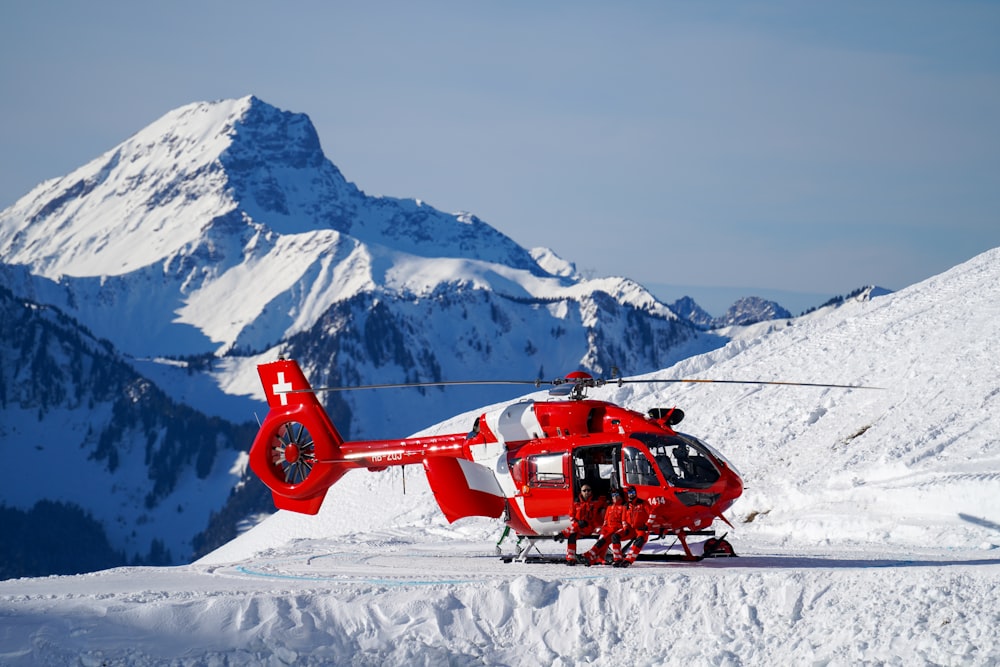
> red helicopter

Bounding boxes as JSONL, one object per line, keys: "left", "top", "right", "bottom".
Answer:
{"left": 248, "top": 358, "right": 867, "bottom": 562}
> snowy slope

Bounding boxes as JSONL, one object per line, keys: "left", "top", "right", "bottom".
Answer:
{"left": 2, "top": 249, "right": 998, "bottom": 665}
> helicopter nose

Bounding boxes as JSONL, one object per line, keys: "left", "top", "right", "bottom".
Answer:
{"left": 719, "top": 469, "right": 744, "bottom": 509}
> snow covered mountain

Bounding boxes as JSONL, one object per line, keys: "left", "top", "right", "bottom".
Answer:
{"left": 668, "top": 295, "right": 716, "bottom": 328}
{"left": 713, "top": 295, "right": 792, "bottom": 327}
{"left": 2, "top": 247, "right": 997, "bottom": 666}
{"left": 0, "top": 96, "right": 723, "bottom": 441}
{"left": 670, "top": 294, "right": 795, "bottom": 329}
{"left": 0, "top": 96, "right": 534, "bottom": 356}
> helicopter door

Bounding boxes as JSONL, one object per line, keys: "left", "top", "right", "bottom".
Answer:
{"left": 571, "top": 444, "right": 622, "bottom": 504}
{"left": 520, "top": 452, "right": 571, "bottom": 519}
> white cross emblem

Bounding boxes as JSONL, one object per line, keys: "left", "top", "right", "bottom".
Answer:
{"left": 272, "top": 372, "right": 293, "bottom": 406}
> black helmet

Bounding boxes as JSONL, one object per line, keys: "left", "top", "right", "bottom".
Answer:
{"left": 625, "top": 487, "right": 637, "bottom": 499}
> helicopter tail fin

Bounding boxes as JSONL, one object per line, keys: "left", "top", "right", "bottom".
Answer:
{"left": 248, "top": 358, "right": 351, "bottom": 515}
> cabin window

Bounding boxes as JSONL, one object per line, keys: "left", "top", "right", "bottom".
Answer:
{"left": 527, "top": 453, "right": 568, "bottom": 488}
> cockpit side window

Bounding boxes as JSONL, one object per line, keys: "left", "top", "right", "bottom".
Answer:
{"left": 622, "top": 446, "right": 660, "bottom": 487}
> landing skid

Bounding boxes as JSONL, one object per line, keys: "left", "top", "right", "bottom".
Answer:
{"left": 499, "top": 531, "right": 737, "bottom": 564}
{"left": 500, "top": 552, "right": 714, "bottom": 564}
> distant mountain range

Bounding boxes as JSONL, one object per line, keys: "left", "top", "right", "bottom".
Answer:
{"left": 0, "top": 96, "right": 885, "bottom": 577}
{"left": 668, "top": 295, "right": 793, "bottom": 329}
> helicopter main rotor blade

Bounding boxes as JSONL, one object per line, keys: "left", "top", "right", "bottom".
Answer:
{"left": 280, "top": 376, "right": 881, "bottom": 395}
{"left": 609, "top": 378, "right": 884, "bottom": 390}
{"left": 284, "top": 379, "right": 544, "bottom": 394}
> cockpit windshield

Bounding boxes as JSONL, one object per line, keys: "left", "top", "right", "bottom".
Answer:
{"left": 630, "top": 432, "right": 722, "bottom": 489}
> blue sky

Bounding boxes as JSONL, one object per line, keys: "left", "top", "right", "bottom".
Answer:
{"left": 3, "top": 1, "right": 998, "bottom": 314}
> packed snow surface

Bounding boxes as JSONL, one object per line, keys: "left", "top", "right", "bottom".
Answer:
{"left": 2, "top": 249, "right": 1000, "bottom": 665}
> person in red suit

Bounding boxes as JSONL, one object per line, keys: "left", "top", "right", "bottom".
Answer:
{"left": 563, "top": 485, "right": 604, "bottom": 565}
{"left": 581, "top": 489, "right": 626, "bottom": 565}
{"left": 614, "top": 486, "right": 650, "bottom": 567}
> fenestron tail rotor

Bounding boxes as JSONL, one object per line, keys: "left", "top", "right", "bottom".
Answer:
{"left": 271, "top": 421, "right": 317, "bottom": 484}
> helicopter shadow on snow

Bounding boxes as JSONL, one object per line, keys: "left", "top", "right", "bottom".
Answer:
{"left": 695, "top": 553, "right": 1000, "bottom": 570}
{"left": 693, "top": 512, "right": 1000, "bottom": 570}
{"left": 958, "top": 512, "right": 1000, "bottom": 534}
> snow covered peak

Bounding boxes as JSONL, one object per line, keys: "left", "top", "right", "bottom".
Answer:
{"left": 216, "top": 97, "right": 360, "bottom": 236}
{"left": 0, "top": 97, "right": 253, "bottom": 277}
{"left": 669, "top": 296, "right": 715, "bottom": 329}
{"left": 715, "top": 295, "right": 792, "bottom": 327}
{"left": 0, "top": 97, "right": 692, "bottom": 362}
{"left": 529, "top": 247, "right": 579, "bottom": 278}
{"left": 0, "top": 97, "right": 537, "bottom": 280}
